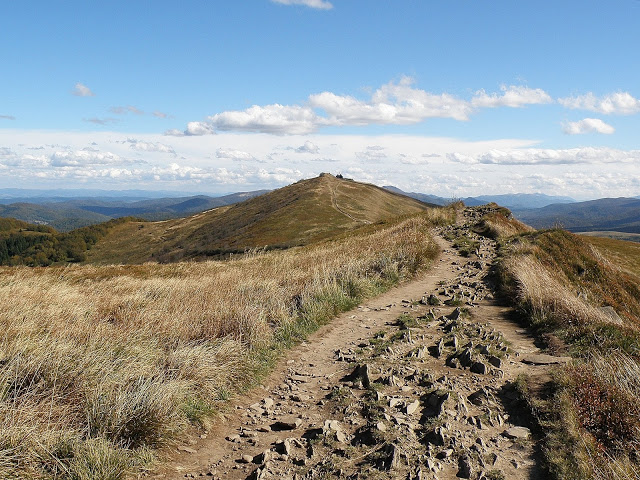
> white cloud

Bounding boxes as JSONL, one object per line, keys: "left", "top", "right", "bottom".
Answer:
{"left": 126, "top": 138, "right": 176, "bottom": 155}
{"left": 216, "top": 148, "right": 263, "bottom": 162}
{"left": 0, "top": 115, "right": 15, "bottom": 120}
{"left": 471, "top": 85, "right": 552, "bottom": 108}
{"left": 563, "top": 118, "right": 615, "bottom": 135}
{"left": 6, "top": 129, "right": 640, "bottom": 199}
{"left": 310, "top": 76, "right": 472, "bottom": 125}
{"left": 50, "top": 150, "right": 130, "bottom": 167}
{"left": 153, "top": 111, "right": 171, "bottom": 119}
{"left": 448, "top": 146, "right": 640, "bottom": 165}
{"left": 207, "top": 104, "right": 320, "bottom": 135}
{"left": 177, "top": 78, "right": 554, "bottom": 135}
{"left": 186, "top": 121, "right": 216, "bottom": 136}
{"left": 164, "top": 128, "right": 185, "bottom": 137}
{"left": 72, "top": 82, "right": 95, "bottom": 97}
{"left": 398, "top": 153, "right": 430, "bottom": 165}
{"left": 356, "top": 146, "right": 388, "bottom": 162}
{"left": 558, "top": 91, "right": 640, "bottom": 115}
{"left": 295, "top": 140, "right": 319, "bottom": 153}
{"left": 271, "top": 0, "right": 333, "bottom": 9}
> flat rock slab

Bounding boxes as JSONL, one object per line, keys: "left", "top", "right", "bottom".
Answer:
{"left": 521, "top": 354, "right": 571, "bottom": 365}
{"left": 272, "top": 416, "right": 303, "bottom": 431}
{"left": 503, "top": 426, "right": 531, "bottom": 439}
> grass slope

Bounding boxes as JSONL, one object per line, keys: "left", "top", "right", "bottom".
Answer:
{"left": 493, "top": 224, "right": 640, "bottom": 479}
{"left": 0, "top": 208, "right": 453, "bottom": 479}
{"left": 87, "top": 174, "right": 431, "bottom": 264}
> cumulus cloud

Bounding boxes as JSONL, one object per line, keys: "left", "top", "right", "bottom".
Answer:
{"left": 447, "top": 147, "right": 640, "bottom": 165}
{"left": 0, "top": 115, "right": 15, "bottom": 120}
{"left": 125, "top": 138, "right": 176, "bottom": 155}
{"left": 0, "top": 147, "right": 14, "bottom": 158}
{"left": 558, "top": 91, "right": 640, "bottom": 115}
{"left": 295, "top": 140, "right": 319, "bottom": 153}
{"left": 207, "top": 104, "right": 320, "bottom": 135}
{"left": 356, "top": 146, "right": 388, "bottom": 162}
{"left": 177, "top": 78, "right": 554, "bottom": 135}
{"left": 271, "top": 0, "right": 333, "bottom": 9}
{"left": 72, "top": 82, "right": 95, "bottom": 97}
{"left": 563, "top": 118, "right": 615, "bottom": 135}
{"left": 110, "top": 105, "right": 144, "bottom": 115}
{"left": 186, "top": 121, "right": 216, "bottom": 136}
{"left": 216, "top": 148, "right": 263, "bottom": 162}
{"left": 310, "top": 76, "right": 472, "bottom": 125}
{"left": 398, "top": 153, "right": 429, "bottom": 165}
{"left": 471, "top": 85, "right": 552, "bottom": 108}
{"left": 50, "top": 150, "right": 130, "bottom": 167}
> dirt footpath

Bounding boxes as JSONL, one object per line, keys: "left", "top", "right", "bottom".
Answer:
{"left": 152, "top": 209, "right": 563, "bottom": 480}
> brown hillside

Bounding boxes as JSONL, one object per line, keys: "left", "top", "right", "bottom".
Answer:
{"left": 86, "top": 174, "right": 432, "bottom": 264}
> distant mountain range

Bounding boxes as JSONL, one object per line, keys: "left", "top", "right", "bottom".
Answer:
{"left": 0, "top": 190, "right": 269, "bottom": 231}
{"left": 2, "top": 183, "right": 640, "bottom": 236}
{"left": 383, "top": 186, "right": 574, "bottom": 210}
{"left": 515, "top": 197, "right": 640, "bottom": 233}
{"left": 384, "top": 186, "right": 640, "bottom": 234}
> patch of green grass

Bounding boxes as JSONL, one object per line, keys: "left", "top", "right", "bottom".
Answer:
{"left": 181, "top": 396, "right": 215, "bottom": 425}
{"left": 452, "top": 235, "right": 479, "bottom": 257}
{"left": 484, "top": 470, "right": 506, "bottom": 480}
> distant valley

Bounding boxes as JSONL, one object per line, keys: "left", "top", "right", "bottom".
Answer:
{"left": 0, "top": 189, "right": 269, "bottom": 231}
{"left": 514, "top": 197, "right": 640, "bottom": 234}
{"left": 385, "top": 186, "right": 640, "bottom": 235}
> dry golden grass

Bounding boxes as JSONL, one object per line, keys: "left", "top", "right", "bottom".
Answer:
{"left": 502, "top": 254, "right": 615, "bottom": 329}
{"left": 0, "top": 208, "right": 452, "bottom": 478}
{"left": 476, "top": 205, "right": 534, "bottom": 239}
{"left": 497, "top": 228, "right": 640, "bottom": 479}
{"left": 583, "top": 235, "right": 640, "bottom": 278}
{"left": 86, "top": 174, "right": 430, "bottom": 265}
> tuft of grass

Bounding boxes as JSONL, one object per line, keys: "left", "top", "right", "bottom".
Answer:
{"left": 475, "top": 204, "right": 534, "bottom": 240}
{"left": 451, "top": 235, "right": 479, "bottom": 257}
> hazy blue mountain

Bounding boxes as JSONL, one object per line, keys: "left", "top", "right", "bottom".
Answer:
{"left": 0, "top": 188, "right": 191, "bottom": 203}
{"left": 383, "top": 186, "right": 449, "bottom": 206}
{"left": 383, "top": 186, "right": 575, "bottom": 210}
{"left": 465, "top": 193, "right": 575, "bottom": 209}
{"left": 0, "top": 190, "right": 270, "bottom": 231}
{"left": 75, "top": 190, "right": 270, "bottom": 219}
{"left": 516, "top": 197, "right": 640, "bottom": 233}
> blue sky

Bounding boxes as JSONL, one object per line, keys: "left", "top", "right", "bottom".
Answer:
{"left": 1, "top": 0, "right": 640, "bottom": 199}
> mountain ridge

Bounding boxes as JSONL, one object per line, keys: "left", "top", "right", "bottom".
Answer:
{"left": 86, "top": 174, "right": 434, "bottom": 264}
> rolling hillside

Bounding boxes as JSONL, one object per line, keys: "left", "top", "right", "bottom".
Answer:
{"left": 87, "top": 174, "right": 432, "bottom": 264}
{"left": 0, "top": 202, "right": 112, "bottom": 231}
{"left": 0, "top": 190, "right": 269, "bottom": 231}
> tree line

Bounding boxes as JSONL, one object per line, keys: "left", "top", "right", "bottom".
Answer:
{"left": 0, "top": 217, "right": 140, "bottom": 266}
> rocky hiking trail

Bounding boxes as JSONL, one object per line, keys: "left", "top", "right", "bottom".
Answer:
{"left": 152, "top": 208, "right": 568, "bottom": 480}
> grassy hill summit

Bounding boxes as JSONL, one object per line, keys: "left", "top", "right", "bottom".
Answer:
{"left": 86, "top": 173, "right": 433, "bottom": 264}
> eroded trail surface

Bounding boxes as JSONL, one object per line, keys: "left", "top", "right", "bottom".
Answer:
{"left": 154, "top": 209, "right": 565, "bottom": 480}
